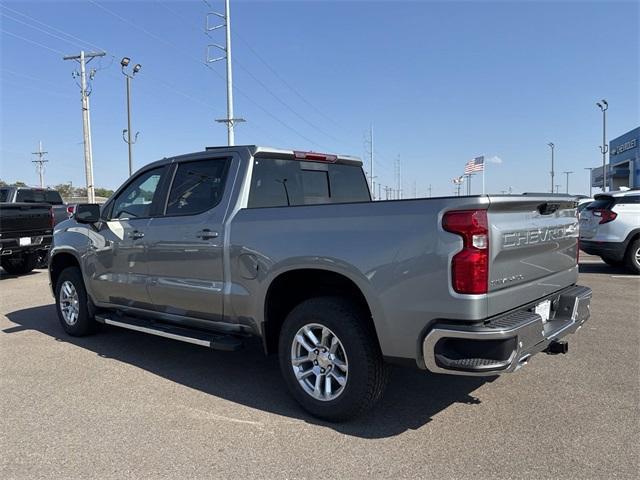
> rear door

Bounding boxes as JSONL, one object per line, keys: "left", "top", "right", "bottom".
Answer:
{"left": 486, "top": 196, "right": 579, "bottom": 315}
{"left": 143, "top": 156, "right": 232, "bottom": 322}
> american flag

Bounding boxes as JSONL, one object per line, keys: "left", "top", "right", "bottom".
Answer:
{"left": 465, "top": 156, "right": 484, "bottom": 174}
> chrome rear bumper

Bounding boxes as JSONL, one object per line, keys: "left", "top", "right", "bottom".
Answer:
{"left": 422, "top": 285, "right": 592, "bottom": 376}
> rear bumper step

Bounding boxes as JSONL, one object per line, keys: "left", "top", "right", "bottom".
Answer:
{"left": 95, "top": 314, "right": 243, "bottom": 351}
{"left": 422, "top": 285, "right": 592, "bottom": 376}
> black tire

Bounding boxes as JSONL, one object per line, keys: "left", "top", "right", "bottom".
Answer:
{"left": 1, "top": 252, "right": 38, "bottom": 275}
{"left": 601, "top": 256, "right": 623, "bottom": 267}
{"left": 278, "top": 296, "right": 389, "bottom": 422}
{"left": 624, "top": 239, "right": 640, "bottom": 275}
{"left": 54, "top": 266, "right": 96, "bottom": 336}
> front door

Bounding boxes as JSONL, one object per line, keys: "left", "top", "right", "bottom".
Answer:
{"left": 143, "top": 157, "right": 231, "bottom": 322}
{"left": 88, "top": 166, "right": 168, "bottom": 309}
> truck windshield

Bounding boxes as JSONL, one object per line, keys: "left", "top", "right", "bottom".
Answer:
{"left": 0, "top": 188, "right": 8, "bottom": 202}
{"left": 15, "top": 189, "right": 64, "bottom": 205}
{"left": 248, "top": 158, "right": 370, "bottom": 208}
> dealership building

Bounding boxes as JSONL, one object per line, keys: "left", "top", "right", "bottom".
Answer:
{"left": 591, "top": 126, "right": 640, "bottom": 191}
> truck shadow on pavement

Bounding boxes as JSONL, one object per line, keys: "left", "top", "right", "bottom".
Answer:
{"left": 5, "top": 304, "right": 492, "bottom": 439}
{"left": 579, "top": 263, "right": 629, "bottom": 275}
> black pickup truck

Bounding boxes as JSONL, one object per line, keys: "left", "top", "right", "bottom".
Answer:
{"left": 0, "top": 186, "right": 68, "bottom": 225}
{"left": 0, "top": 203, "right": 53, "bottom": 275}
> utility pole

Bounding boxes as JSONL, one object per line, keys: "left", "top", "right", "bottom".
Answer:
{"left": 547, "top": 142, "right": 555, "bottom": 194}
{"left": 63, "top": 50, "right": 105, "bottom": 203}
{"left": 555, "top": 184, "right": 561, "bottom": 194}
{"left": 584, "top": 167, "right": 593, "bottom": 197}
{"left": 428, "top": 184, "right": 432, "bottom": 198}
{"left": 208, "top": 0, "right": 245, "bottom": 145}
{"left": 121, "top": 57, "right": 141, "bottom": 177}
{"left": 31, "top": 141, "right": 48, "bottom": 188}
{"left": 563, "top": 171, "right": 574, "bottom": 194}
{"left": 378, "top": 183, "right": 381, "bottom": 202}
{"left": 596, "top": 100, "right": 609, "bottom": 191}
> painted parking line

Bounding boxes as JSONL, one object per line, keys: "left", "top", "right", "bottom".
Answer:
{"left": 610, "top": 275, "right": 640, "bottom": 279}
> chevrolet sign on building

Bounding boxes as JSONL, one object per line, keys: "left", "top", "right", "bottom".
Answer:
{"left": 592, "top": 126, "right": 640, "bottom": 190}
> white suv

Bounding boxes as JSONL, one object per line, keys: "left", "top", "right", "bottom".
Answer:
{"left": 579, "top": 189, "right": 640, "bottom": 274}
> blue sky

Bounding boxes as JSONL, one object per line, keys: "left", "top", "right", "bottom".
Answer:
{"left": 1, "top": 0, "right": 638, "bottom": 197}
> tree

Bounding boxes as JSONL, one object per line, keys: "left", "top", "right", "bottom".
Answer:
{"left": 0, "top": 179, "right": 6, "bottom": 187}
{"left": 53, "top": 183, "right": 74, "bottom": 198}
{"left": 94, "top": 188, "right": 114, "bottom": 198}
{"left": 14, "top": 181, "right": 27, "bottom": 187}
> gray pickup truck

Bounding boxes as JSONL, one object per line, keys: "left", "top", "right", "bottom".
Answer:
{"left": 49, "top": 146, "right": 592, "bottom": 420}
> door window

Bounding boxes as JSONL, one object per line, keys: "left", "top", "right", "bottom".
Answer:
{"left": 165, "top": 158, "right": 230, "bottom": 216}
{"left": 110, "top": 167, "right": 165, "bottom": 219}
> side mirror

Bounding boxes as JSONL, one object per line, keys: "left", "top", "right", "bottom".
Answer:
{"left": 74, "top": 203, "right": 101, "bottom": 223}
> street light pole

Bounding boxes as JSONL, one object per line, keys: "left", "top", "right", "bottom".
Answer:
{"left": 547, "top": 142, "right": 555, "bottom": 193}
{"left": 584, "top": 167, "right": 593, "bottom": 197}
{"left": 563, "top": 171, "right": 574, "bottom": 194}
{"left": 121, "top": 57, "right": 141, "bottom": 177}
{"left": 596, "top": 100, "right": 608, "bottom": 192}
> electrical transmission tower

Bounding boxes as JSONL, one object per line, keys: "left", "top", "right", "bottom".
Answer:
{"left": 395, "top": 156, "right": 402, "bottom": 199}
{"left": 63, "top": 50, "right": 105, "bottom": 203}
{"left": 31, "top": 141, "right": 48, "bottom": 187}
{"left": 206, "top": 0, "right": 244, "bottom": 145}
{"left": 363, "top": 125, "right": 376, "bottom": 199}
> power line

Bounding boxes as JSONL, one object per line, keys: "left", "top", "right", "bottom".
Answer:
{"left": 89, "top": 0, "right": 323, "bottom": 148}
{"left": 0, "top": 29, "right": 65, "bottom": 55}
{"left": 0, "top": 4, "right": 106, "bottom": 51}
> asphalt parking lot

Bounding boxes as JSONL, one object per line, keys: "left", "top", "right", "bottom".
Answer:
{"left": 1, "top": 254, "right": 638, "bottom": 479}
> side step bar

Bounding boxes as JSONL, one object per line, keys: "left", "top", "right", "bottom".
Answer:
{"left": 95, "top": 314, "right": 243, "bottom": 351}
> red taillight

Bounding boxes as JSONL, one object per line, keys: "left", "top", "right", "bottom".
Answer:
{"left": 293, "top": 151, "right": 338, "bottom": 163}
{"left": 442, "top": 209, "right": 489, "bottom": 294}
{"left": 66, "top": 205, "right": 76, "bottom": 218}
{"left": 592, "top": 208, "right": 617, "bottom": 224}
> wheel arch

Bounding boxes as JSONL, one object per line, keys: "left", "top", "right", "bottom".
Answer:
{"left": 261, "top": 267, "right": 381, "bottom": 355}
{"left": 49, "top": 250, "right": 83, "bottom": 293}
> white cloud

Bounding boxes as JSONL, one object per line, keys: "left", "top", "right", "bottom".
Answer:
{"left": 487, "top": 155, "right": 503, "bottom": 164}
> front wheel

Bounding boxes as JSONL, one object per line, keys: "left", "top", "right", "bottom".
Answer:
{"left": 55, "top": 266, "right": 96, "bottom": 336}
{"left": 278, "top": 297, "right": 389, "bottom": 421}
{"left": 625, "top": 239, "right": 640, "bottom": 275}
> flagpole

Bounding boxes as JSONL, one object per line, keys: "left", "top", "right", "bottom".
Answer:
{"left": 482, "top": 161, "right": 486, "bottom": 195}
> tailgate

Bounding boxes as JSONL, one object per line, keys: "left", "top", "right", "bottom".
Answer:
{"left": 486, "top": 195, "right": 579, "bottom": 315}
{"left": 0, "top": 203, "right": 52, "bottom": 235}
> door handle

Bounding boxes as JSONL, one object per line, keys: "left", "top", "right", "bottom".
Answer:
{"left": 197, "top": 229, "right": 219, "bottom": 240}
{"left": 130, "top": 230, "right": 145, "bottom": 240}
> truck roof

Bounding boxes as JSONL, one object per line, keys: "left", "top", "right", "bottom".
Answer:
{"left": 204, "top": 145, "right": 363, "bottom": 166}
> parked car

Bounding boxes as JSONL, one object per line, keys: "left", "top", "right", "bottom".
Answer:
{"left": 579, "top": 189, "right": 640, "bottom": 273}
{"left": 0, "top": 186, "right": 68, "bottom": 225}
{"left": 0, "top": 202, "right": 53, "bottom": 275}
{"left": 577, "top": 198, "right": 594, "bottom": 215}
{"left": 49, "top": 146, "right": 591, "bottom": 420}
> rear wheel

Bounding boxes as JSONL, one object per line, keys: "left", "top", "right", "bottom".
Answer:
{"left": 278, "top": 296, "right": 389, "bottom": 421}
{"left": 55, "top": 267, "right": 96, "bottom": 336}
{"left": 1, "top": 252, "right": 37, "bottom": 275}
{"left": 624, "top": 239, "right": 640, "bottom": 275}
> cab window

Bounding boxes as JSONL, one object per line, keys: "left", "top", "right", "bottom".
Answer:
{"left": 110, "top": 167, "right": 165, "bottom": 220}
{"left": 165, "top": 158, "right": 230, "bottom": 216}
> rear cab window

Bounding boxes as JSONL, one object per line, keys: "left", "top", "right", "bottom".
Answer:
{"left": 248, "top": 157, "right": 370, "bottom": 208}
{"left": 0, "top": 188, "right": 9, "bottom": 202}
{"left": 15, "top": 189, "right": 64, "bottom": 205}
